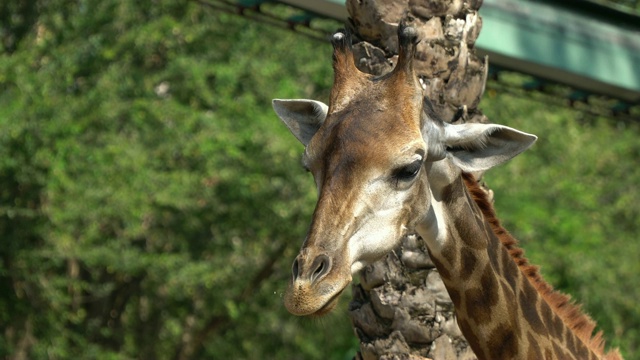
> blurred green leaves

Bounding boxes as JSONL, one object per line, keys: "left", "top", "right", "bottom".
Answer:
{"left": 0, "top": 1, "right": 354, "bottom": 358}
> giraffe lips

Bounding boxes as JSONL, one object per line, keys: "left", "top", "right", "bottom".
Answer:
{"left": 310, "top": 286, "right": 346, "bottom": 317}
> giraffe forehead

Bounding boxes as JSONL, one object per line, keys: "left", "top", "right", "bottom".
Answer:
{"left": 309, "top": 108, "right": 424, "bottom": 172}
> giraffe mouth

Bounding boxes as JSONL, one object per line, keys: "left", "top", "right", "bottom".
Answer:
{"left": 308, "top": 285, "right": 347, "bottom": 317}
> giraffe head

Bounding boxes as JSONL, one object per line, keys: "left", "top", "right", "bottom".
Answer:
{"left": 272, "top": 23, "right": 536, "bottom": 316}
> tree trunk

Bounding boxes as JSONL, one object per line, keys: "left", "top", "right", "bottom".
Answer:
{"left": 346, "top": 1, "right": 489, "bottom": 359}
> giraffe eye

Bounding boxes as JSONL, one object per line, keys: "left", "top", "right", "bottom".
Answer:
{"left": 393, "top": 159, "right": 422, "bottom": 182}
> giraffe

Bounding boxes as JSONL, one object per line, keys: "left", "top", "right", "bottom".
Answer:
{"left": 271, "top": 20, "right": 622, "bottom": 360}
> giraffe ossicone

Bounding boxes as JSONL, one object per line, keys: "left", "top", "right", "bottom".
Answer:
{"left": 272, "top": 20, "right": 621, "bottom": 360}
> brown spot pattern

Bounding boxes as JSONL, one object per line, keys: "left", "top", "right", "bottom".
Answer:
{"left": 463, "top": 265, "right": 499, "bottom": 324}
{"left": 448, "top": 286, "right": 462, "bottom": 309}
{"left": 440, "top": 242, "right": 458, "bottom": 269}
{"left": 545, "top": 348, "right": 553, "bottom": 359}
{"left": 553, "top": 341, "right": 571, "bottom": 359}
{"left": 526, "top": 332, "right": 545, "bottom": 360}
{"left": 501, "top": 249, "right": 519, "bottom": 292}
{"left": 488, "top": 323, "right": 519, "bottom": 359}
{"left": 428, "top": 249, "right": 451, "bottom": 280}
{"left": 460, "top": 247, "right": 477, "bottom": 281}
{"left": 454, "top": 214, "right": 486, "bottom": 249}
{"left": 519, "top": 282, "right": 546, "bottom": 335}
{"left": 458, "top": 317, "right": 485, "bottom": 358}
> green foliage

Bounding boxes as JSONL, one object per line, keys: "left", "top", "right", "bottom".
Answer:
{"left": 0, "top": 1, "right": 353, "bottom": 359}
{"left": 0, "top": 0, "right": 637, "bottom": 359}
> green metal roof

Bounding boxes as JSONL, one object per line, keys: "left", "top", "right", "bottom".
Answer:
{"left": 276, "top": 0, "right": 640, "bottom": 103}
{"left": 478, "top": 0, "right": 640, "bottom": 103}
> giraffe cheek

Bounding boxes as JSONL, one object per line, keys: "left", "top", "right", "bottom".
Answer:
{"left": 347, "top": 217, "right": 407, "bottom": 273}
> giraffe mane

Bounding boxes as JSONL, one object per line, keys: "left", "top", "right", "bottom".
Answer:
{"left": 461, "top": 172, "right": 622, "bottom": 360}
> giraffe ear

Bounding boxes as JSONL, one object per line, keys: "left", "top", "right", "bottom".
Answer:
{"left": 442, "top": 122, "right": 537, "bottom": 172}
{"left": 272, "top": 99, "right": 328, "bottom": 146}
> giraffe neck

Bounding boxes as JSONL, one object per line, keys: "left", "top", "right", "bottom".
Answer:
{"left": 421, "top": 172, "right": 613, "bottom": 360}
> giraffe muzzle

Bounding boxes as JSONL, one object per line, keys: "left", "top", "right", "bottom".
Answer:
{"left": 291, "top": 253, "right": 332, "bottom": 285}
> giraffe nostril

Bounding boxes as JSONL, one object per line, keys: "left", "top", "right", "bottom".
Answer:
{"left": 292, "top": 258, "right": 300, "bottom": 282}
{"left": 310, "top": 255, "right": 331, "bottom": 284}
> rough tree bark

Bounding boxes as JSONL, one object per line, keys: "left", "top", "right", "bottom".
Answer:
{"left": 345, "top": 1, "right": 489, "bottom": 359}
